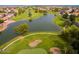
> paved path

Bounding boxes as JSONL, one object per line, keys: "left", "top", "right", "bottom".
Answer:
{"left": 2, "top": 36, "right": 24, "bottom": 51}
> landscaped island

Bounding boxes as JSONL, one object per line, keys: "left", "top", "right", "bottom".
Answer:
{"left": 0, "top": 6, "right": 79, "bottom": 54}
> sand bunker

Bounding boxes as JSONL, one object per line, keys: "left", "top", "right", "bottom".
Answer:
{"left": 50, "top": 47, "right": 61, "bottom": 54}
{"left": 29, "top": 39, "right": 42, "bottom": 48}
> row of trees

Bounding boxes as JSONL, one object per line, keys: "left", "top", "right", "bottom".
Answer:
{"left": 17, "top": 7, "right": 26, "bottom": 15}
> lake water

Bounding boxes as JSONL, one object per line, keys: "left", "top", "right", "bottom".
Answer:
{"left": 0, "top": 14, "right": 61, "bottom": 45}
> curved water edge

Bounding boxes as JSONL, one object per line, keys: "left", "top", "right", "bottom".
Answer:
{"left": 0, "top": 14, "right": 61, "bottom": 45}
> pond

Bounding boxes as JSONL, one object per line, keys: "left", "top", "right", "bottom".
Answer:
{"left": 0, "top": 14, "right": 61, "bottom": 45}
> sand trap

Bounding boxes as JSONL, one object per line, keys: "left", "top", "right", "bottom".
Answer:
{"left": 29, "top": 39, "right": 42, "bottom": 48}
{"left": 50, "top": 47, "right": 61, "bottom": 54}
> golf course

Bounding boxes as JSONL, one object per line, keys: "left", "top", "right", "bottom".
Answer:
{"left": 0, "top": 6, "right": 79, "bottom": 54}
{"left": 0, "top": 32, "right": 72, "bottom": 54}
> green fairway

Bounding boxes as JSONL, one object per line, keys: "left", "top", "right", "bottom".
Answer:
{"left": 18, "top": 48, "right": 47, "bottom": 54}
{"left": 0, "top": 32, "right": 72, "bottom": 54}
{"left": 12, "top": 9, "right": 43, "bottom": 21}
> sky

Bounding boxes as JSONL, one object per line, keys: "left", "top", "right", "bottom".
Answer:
{"left": 0, "top": 0, "right": 78, "bottom": 5}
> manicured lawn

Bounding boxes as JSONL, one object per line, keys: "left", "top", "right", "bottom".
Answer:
{"left": 76, "top": 17, "right": 79, "bottom": 22}
{"left": 53, "top": 14, "right": 65, "bottom": 27}
{"left": 18, "top": 48, "right": 47, "bottom": 54}
{"left": 12, "top": 9, "right": 43, "bottom": 21}
{"left": 0, "top": 32, "right": 72, "bottom": 54}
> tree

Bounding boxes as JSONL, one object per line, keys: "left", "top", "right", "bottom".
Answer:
{"left": 0, "top": 19, "right": 4, "bottom": 26}
{"left": 18, "top": 8, "right": 22, "bottom": 15}
{"left": 62, "top": 13, "right": 68, "bottom": 19}
{"left": 29, "top": 18, "right": 32, "bottom": 22}
{"left": 60, "top": 25, "right": 79, "bottom": 53}
{"left": 14, "top": 23, "right": 29, "bottom": 35}
{"left": 69, "top": 14, "right": 76, "bottom": 25}
{"left": 61, "top": 13, "right": 70, "bottom": 29}
{"left": 28, "top": 10, "right": 32, "bottom": 22}
{"left": 62, "top": 13, "right": 76, "bottom": 28}
{"left": 34, "top": 8, "right": 38, "bottom": 13}
{"left": 54, "top": 8, "right": 59, "bottom": 12}
{"left": 28, "top": 11, "right": 32, "bottom": 17}
{"left": 0, "top": 19, "right": 4, "bottom": 24}
{"left": 43, "top": 11, "right": 48, "bottom": 15}
{"left": 18, "top": 7, "right": 25, "bottom": 15}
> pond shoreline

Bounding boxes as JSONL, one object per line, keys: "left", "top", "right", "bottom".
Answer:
{"left": 0, "top": 20, "right": 15, "bottom": 32}
{"left": 0, "top": 14, "right": 61, "bottom": 46}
